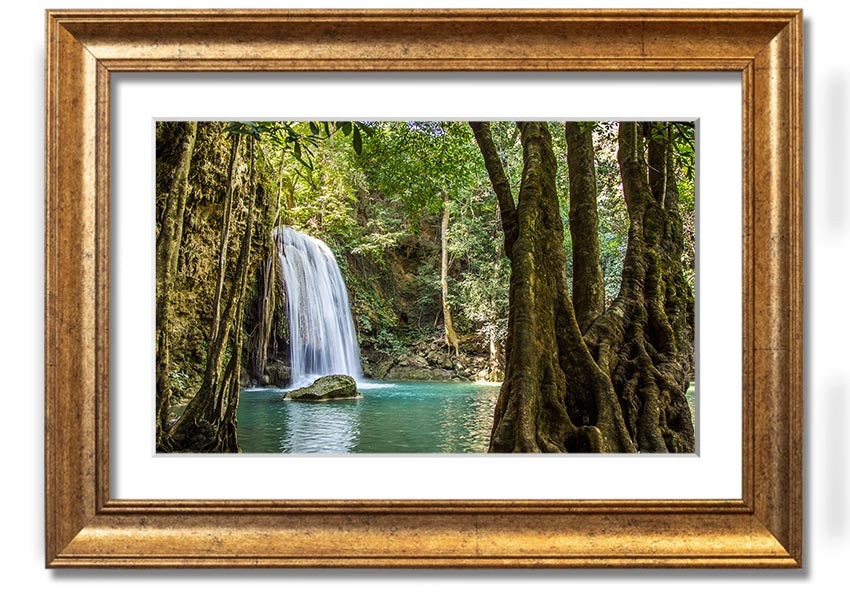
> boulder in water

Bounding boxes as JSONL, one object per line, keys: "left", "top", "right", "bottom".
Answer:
{"left": 282, "top": 375, "right": 361, "bottom": 402}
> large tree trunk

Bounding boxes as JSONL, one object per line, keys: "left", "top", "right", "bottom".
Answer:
{"left": 211, "top": 139, "right": 260, "bottom": 452}
{"left": 472, "top": 120, "right": 693, "bottom": 453}
{"left": 155, "top": 121, "right": 197, "bottom": 443}
{"left": 439, "top": 191, "right": 460, "bottom": 356}
{"left": 583, "top": 122, "right": 695, "bottom": 452}
{"left": 647, "top": 123, "right": 696, "bottom": 387}
{"left": 565, "top": 122, "right": 605, "bottom": 331}
{"left": 476, "top": 122, "right": 633, "bottom": 453}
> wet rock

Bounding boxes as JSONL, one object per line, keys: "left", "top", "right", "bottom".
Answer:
{"left": 361, "top": 361, "right": 374, "bottom": 378}
{"left": 265, "top": 361, "right": 291, "bottom": 387}
{"left": 282, "top": 374, "right": 361, "bottom": 402}
{"left": 373, "top": 358, "right": 394, "bottom": 380}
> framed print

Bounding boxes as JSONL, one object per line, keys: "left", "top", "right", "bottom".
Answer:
{"left": 45, "top": 9, "right": 803, "bottom": 567}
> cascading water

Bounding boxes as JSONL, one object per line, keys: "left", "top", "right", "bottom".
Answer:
{"left": 276, "top": 226, "right": 362, "bottom": 387}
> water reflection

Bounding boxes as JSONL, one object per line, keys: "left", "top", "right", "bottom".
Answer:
{"left": 279, "top": 398, "right": 361, "bottom": 452}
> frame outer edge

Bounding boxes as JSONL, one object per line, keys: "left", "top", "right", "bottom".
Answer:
{"left": 750, "top": 12, "right": 803, "bottom": 565}
{"left": 45, "top": 15, "right": 101, "bottom": 565}
{"left": 44, "top": 9, "right": 804, "bottom": 568}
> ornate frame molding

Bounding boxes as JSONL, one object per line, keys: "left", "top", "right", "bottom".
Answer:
{"left": 45, "top": 9, "right": 802, "bottom": 567}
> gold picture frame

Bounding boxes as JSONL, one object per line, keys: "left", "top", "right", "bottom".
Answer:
{"left": 45, "top": 9, "right": 802, "bottom": 568}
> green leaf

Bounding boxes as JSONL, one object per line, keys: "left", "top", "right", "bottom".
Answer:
{"left": 353, "top": 127, "right": 363, "bottom": 154}
{"left": 356, "top": 121, "right": 376, "bottom": 137}
{"left": 341, "top": 121, "right": 352, "bottom": 136}
{"left": 309, "top": 122, "right": 320, "bottom": 136}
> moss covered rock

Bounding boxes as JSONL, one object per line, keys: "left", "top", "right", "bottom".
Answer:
{"left": 282, "top": 375, "right": 361, "bottom": 401}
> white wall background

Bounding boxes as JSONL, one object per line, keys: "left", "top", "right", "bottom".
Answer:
{"left": 1, "top": 0, "right": 846, "bottom": 596}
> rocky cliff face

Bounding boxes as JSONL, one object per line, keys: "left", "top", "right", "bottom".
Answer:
{"left": 361, "top": 335, "right": 499, "bottom": 383}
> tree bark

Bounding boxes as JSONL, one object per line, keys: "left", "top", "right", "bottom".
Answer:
{"left": 488, "top": 328, "right": 503, "bottom": 382}
{"left": 209, "top": 133, "right": 241, "bottom": 344}
{"left": 647, "top": 123, "right": 695, "bottom": 387}
{"left": 565, "top": 122, "right": 605, "bottom": 331}
{"left": 155, "top": 121, "right": 197, "bottom": 443}
{"left": 440, "top": 191, "right": 460, "bottom": 356}
{"left": 212, "top": 138, "right": 260, "bottom": 452}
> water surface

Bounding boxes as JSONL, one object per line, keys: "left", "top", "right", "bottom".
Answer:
{"left": 237, "top": 381, "right": 500, "bottom": 453}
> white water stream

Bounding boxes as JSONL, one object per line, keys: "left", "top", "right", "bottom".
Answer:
{"left": 276, "top": 227, "right": 362, "bottom": 387}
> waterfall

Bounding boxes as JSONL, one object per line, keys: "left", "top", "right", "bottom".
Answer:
{"left": 276, "top": 226, "right": 362, "bottom": 387}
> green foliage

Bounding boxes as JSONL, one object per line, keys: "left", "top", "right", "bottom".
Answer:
{"left": 374, "top": 328, "right": 407, "bottom": 355}
{"left": 168, "top": 369, "right": 192, "bottom": 394}
{"left": 158, "top": 120, "right": 695, "bottom": 385}
{"left": 671, "top": 122, "right": 696, "bottom": 180}
{"left": 446, "top": 189, "right": 509, "bottom": 338}
{"left": 349, "top": 204, "right": 405, "bottom": 265}
{"left": 678, "top": 175, "right": 696, "bottom": 288}
{"left": 357, "top": 121, "right": 485, "bottom": 214}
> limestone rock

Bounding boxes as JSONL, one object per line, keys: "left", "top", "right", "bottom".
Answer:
{"left": 410, "top": 354, "right": 429, "bottom": 368}
{"left": 265, "top": 360, "right": 292, "bottom": 387}
{"left": 282, "top": 374, "right": 361, "bottom": 402}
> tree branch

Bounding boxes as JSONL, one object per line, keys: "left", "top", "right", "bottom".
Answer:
{"left": 469, "top": 121, "right": 518, "bottom": 259}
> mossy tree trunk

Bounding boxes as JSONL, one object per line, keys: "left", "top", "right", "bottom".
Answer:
{"left": 212, "top": 140, "right": 260, "bottom": 452}
{"left": 647, "top": 123, "right": 696, "bottom": 388}
{"left": 472, "top": 121, "right": 633, "bottom": 452}
{"left": 209, "top": 134, "right": 241, "bottom": 345}
{"left": 472, "top": 120, "right": 693, "bottom": 453}
{"left": 163, "top": 135, "right": 260, "bottom": 453}
{"left": 582, "top": 122, "right": 695, "bottom": 452}
{"left": 565, "top": 122, "right": 605, "bottom": 331}
{"left": 155, "top": 121, "right": 197, "bottom": 445}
